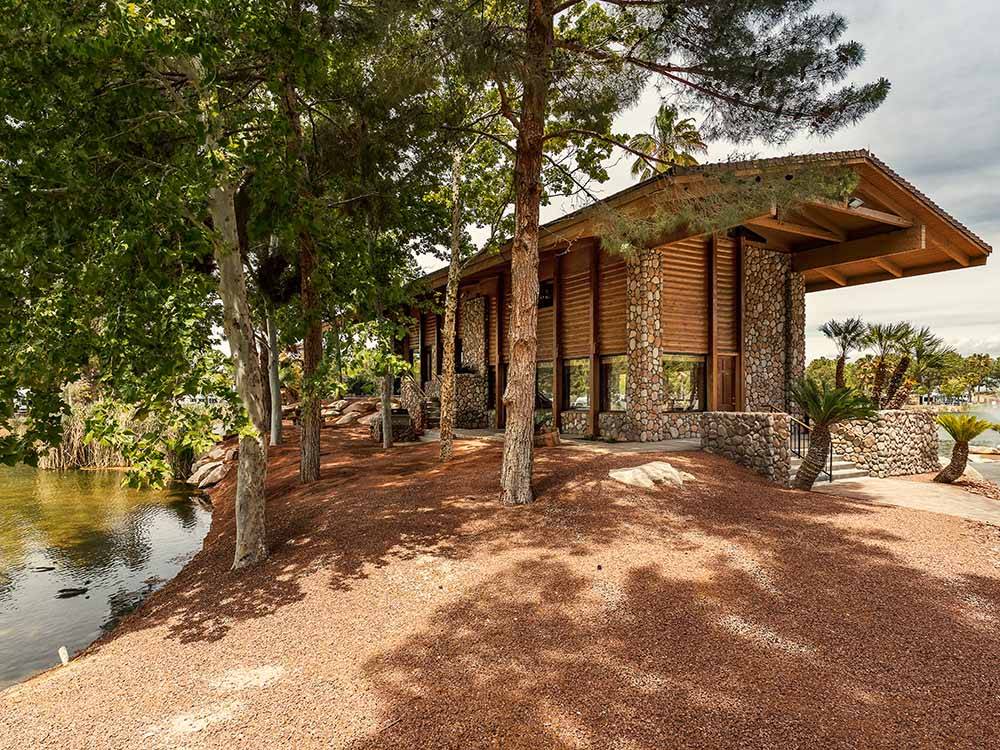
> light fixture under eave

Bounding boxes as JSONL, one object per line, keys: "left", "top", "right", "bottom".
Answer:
{"left": 848, "top": 197, "right": 865, "bottom": 208}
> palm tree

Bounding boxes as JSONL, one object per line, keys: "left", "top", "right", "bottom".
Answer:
{"left": 935, "top": 414, "right": 995, "bottom": 483}
{"left": 628, "top": 104, "right": 707, "bottom": 180}
{"left": 819, "top": 317, "right": 866, "bottom": 388}
{"left": 862, "top": 322, "right": 911, "bottom": 407}
{"left": 886, "top": 327, "right": 948, "bottom": 408}
{"left": 790, "top": 378, "right": 877, "bottom": 490}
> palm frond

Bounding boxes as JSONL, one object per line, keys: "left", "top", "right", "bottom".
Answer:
{"left": 936, "top": 414, "right": 994, "bottom": 443}
{"left": 790, "top": 378, "right": 876, "bottom": 428}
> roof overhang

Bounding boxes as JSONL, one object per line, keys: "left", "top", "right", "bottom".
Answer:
{"left": 421, "top": 150, "right": 991, "bottom": 293}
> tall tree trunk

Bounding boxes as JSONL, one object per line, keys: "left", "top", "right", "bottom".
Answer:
{"left": 381, "top": 369, "right": 394, "bottom": 450}
{"left": 439, "top": 148, "right": 464, "bottom": 462}
{"left": 299, "top": 236, "right": 322, "bottom": 482}
{"left": 884, "top": 355, "right": 910, "bottom": 406}
{"left": 279, "top": 72, "right": 322, "bottom": 483}
{"left": 835, "top": 355, "right": 846, "bottom": 389}
{"left": 259, "top": 334, "right": 271, "bottom": 434}
{"left": 934, "top": 441, "right": 968, "bottom": 483}
{"left": 499, "top": 7, "right": 553, "bottom": 506}
{"left": 208, "top": 183, "right": 268, "bottom": 569}
{"left": 793, "top": 425, "right": 832, "bottom": 490}
{"left": 871, "top": 358, "right": 888, "bottom": 407}
{"left": 331, "top": 313, "right": 343, "bottom": 386}
{"left": 887, "top": 379, "right": 913, "bottom": 409}
{"left": 267, "top": 309, "right": 282, "bottom": 446}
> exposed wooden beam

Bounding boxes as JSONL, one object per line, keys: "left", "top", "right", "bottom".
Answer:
{"left": 796, "top": 206, "right": 847, "bottom": 240}
{"left": 872, "top": 257, "right": 903, "bottom": 278}
{"left": 819, "top": 267, "right": 848, "bottom": 286}
{"left": 936, "top": 242, "right": 971, "bottom": 267}
{"left": 808, "top": 198, "right": 914, "bottom": 228}
{"left": 806, "top": 254, "right": 988, "bottom": 293}
{"left": 792, "top": 226, "right": 926, "bottom": 273}
{"left": 746, "top": 216, "right": 842, "bottom": 242}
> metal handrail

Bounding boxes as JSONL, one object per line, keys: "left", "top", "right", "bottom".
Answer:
{"left": 764, "top": 403, "right": 833, "bottom": 483}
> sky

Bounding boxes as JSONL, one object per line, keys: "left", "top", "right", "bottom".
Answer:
{"left": 424, "top": 0, "right": 1000, "bottom": 362}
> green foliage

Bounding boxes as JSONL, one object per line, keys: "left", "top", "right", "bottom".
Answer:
{"left": 629, "top": 104, "right": 707, "bottom": 179}
{"left": 790, "top": 378, "right": 876, "bottom": 429}
{"left": 598, "top": 164, "right": 859, "bottom": 259}
{"left": 805, "top": 358, "right": 839, "bottom": 391}
{"left": 936, "top": 414, "right": 995, "bottom": 444}
{"left": 820, "top": 318, "right": 867, "bottom": 358}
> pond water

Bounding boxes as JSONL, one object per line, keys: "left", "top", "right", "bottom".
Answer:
{"left": 0, "top": 466, "right": 211, "bottom": 689}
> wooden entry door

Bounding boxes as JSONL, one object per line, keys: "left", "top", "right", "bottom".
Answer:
{"left": 716, "top": 355, "right": 738, "bottom": 411}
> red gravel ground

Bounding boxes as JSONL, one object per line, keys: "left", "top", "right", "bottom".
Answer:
{"left": 3, "top": 427, "right": 999, "bottom": 749}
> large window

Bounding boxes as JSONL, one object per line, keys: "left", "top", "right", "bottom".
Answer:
{"left": 535, "top": 361, "right": 554, "bottom": 409}
{"left": 562, "top": 358, "right": 590, "bottom": 410}
{"left": 600, "top": 355, "right": 627, "bottom": 412}
{"left": 663, "top": 355, "right": 706, "bottom": 412}
{"left": 538, "top": 280, "right": 554, "bottom": 309}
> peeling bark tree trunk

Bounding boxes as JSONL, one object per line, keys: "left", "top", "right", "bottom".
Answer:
{"left": 499, "top": 8, "right": 553, "bottom": 506}
{"left": 439, "top": 149, "right": 463, "bottom": 462}
{"left": 871, "top": 359, "right": 888, "bottom": 407}
{"left": 267, "top": 310, "right": 282, "bottom": 446}
{"left": 793, "top": 425, "right": 832, "bottom": 491}
{"left": 835, "top": 355, "right": 846, "bottom": 389}
{"left": 935, "top": 441, "right": 968, "bottom": 483}
{"left": 208, "top": 183, "right": 269, "bottom": 569}
{"left": 259, "top": 335, "right": 271, "bottom": 435}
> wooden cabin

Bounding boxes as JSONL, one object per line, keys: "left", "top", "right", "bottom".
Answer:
{"left": 404, "top": 151, "right": 991, "bottom": 442}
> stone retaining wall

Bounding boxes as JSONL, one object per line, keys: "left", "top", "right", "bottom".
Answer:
{"left": 831, "top": 410, "right": 939, "bottom": 477}
{"left": 660, "top": 412, "right": 702, "bottom": 440}
{"left": 700, "top": 412, "right": 791, "bottom": 485}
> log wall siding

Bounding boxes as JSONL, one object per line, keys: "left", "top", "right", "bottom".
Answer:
{"left": 559, "top": 249, "right": 592, "bottom": 358}
{"left": 715, "top": 235, "right": 740, "bottom": 354}
{"left": 660, "top": 235, "right": 711, "bottom": 354}
{"left": 536, "top": 306, "right": 554, "bottom": 361}
{"left": 598, "top": 247, "right": 627, "bottom": 354}
{"left": 422, "top": 311, "right": 437, "bottom": 345}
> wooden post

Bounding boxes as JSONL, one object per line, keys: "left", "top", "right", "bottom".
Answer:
{"left": 707, "top": 233, "right": 718, "bottom": 410}
{"left": 588, "top": 243, "right": 600, "bottom": 437}
{"left": 496, "top": 273, "right": 506, "bottom": 428}
{"left": 552, "top": 252, "right": 563, "bottom": 432}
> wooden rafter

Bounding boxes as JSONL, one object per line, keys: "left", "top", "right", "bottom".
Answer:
{"left": 818, "top": 267, "right": 848, "bottom": 286}
{"left": 936, "top": 242, "right": 971, "bottom": 267}
{"left": 791, "top": 225, "right": 926, "bottom": 273}
{"left": 872, "top": 257, "right": 904, "bottom": 278}
{"left": 746, "top": 216, "right": 841, "bottom": 242}
{"left": 796, "top": 206, "right": 847, "bottom": 240}
{"left": 808, "top": 198, "right": 914, "bottom": 228}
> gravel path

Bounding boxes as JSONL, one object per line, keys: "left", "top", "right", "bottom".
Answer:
{"left": 3, "top": 428, "right": 998, "bottom": 749}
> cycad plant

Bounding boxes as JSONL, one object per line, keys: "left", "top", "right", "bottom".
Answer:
{"left": 628, "top": 103, "right": 707, "bottom": 180}
{"left": 790, "top": 378, "right": 877, "bottom": 490}
{"left": 863, "top": 322, "right": 912, "bottom": 407}
{"left": 820, "top": 317, "right": 866, "bottom": 388}
{"left": 934, "top": 414, "right": 995, "bottom": 483}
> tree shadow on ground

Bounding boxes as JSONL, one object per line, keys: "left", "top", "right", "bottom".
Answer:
{"left": 339, "top": 453, "right": 1000, "bottom": 749}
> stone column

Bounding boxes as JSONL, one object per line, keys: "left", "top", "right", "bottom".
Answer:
{"left": 459, "top": 296, "right": 487, "bottom": 374}
{"left": 625, "top": 248, "right": 664, "bottom": 441}
{"left": 785, "top": 270, "right": 806, "bottom": 412}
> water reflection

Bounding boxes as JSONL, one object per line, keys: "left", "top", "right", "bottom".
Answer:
{"left": 0, "top": 466, "right": 211, "bottom": 689}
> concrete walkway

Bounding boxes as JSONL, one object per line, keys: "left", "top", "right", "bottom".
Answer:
{"left": 814, "top": 476, "right": 1000, "bottom": 526}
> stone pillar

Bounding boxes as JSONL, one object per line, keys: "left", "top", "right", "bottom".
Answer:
{"left": 785, "top": 270, "right": 806, "bottom": 412}
{"left": 459, "top": 296, "right": 487, "bottom": 374}
{"left": 743, "top": 244, "right": 805, "bottom": 413}
{"left": 625, "top": 248, "right": 664, "bottom": 441}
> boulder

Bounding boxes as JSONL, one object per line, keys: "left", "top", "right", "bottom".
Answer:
{"left": 334, "top": 412, "right": 360, "bottom": 426}
{"left": 343, "top": 400, "right": 376, "bottom": 415}
{"left": 189, "top": 460, "right": 224, "bottom": 486}
{"left": 331, "top": 399, "right": 349, "bottom": 411}
{"left": 609, "top": 461, "right": 696, "bottom": 490}
{"left": 224, "top": 446, "right": 238, "bottom": 462}
{"left": 358, "top": 412, "right": 380, "bottom": 426}
{"left": 197, "top": 462, "right": 232, "bottom": 488}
